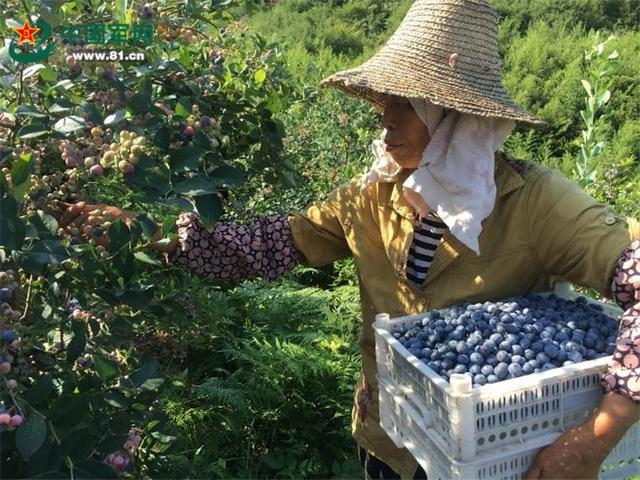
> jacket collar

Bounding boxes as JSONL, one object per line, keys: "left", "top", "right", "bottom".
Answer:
{"left": 385, "top": 151, "right": 526, "bottom": 289}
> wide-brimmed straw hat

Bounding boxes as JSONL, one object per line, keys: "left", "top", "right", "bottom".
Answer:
{"left": 320, "top": 0, "right": 544, "bottom": 126}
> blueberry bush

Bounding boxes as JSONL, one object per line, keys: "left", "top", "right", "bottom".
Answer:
{"left": 0, "top": 0, "right": 308, "bottom": 477}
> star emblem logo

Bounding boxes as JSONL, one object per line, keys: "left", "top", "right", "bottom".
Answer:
{"left": 14, "top": 19, "right": 41, "bottom": 45}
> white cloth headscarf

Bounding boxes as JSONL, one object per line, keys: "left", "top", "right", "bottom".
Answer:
{"left": 362, "top": 97, "right": 515, "bottom": 255}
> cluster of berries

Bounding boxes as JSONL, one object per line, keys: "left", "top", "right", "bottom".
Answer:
{"left": 0, "top": 402, "right": 23, "bottom": 432}
{"left": 87, "top": 88, "right": 122, "bottom": 113}
{"left": 27, "top": 169, "right": 87, "bottom": 215}
{"left": 0, "top": 269, "right": 26, "bottom": 428}
{"left": 391, "top": 293, "right": 619, "bottom": 388}
{"left": 97, "top": 129, "right": 147, "bottom": 175}
{"left": 176, "top": 104, "right": 222, "bottom": 148}
{"left": 156, "top": 24, "right": 194, "bottom": 42}
{"left": 104, "top": 428, "right": 143, "bottom": 474}
{"left": 0, "top": 271, "right": 21, "bottom": 323}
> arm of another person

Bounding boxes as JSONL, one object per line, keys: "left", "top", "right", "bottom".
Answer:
{"left": 523, "top": 169, "right": 640, "bottom": 479}
{"left": 165, "top": 177, "right": 359, "bottom": 282}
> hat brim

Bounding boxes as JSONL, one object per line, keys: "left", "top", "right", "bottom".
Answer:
{"left": 320, "top": 71, "right": 546, "bottom": 127}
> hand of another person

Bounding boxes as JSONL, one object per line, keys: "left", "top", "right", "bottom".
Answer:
{"left": 523, "top": 420, "right": 605, "bottom": 479}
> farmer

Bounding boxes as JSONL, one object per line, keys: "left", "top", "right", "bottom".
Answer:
{"left": 57, "top": 0, "right": 639, "bottom": 478}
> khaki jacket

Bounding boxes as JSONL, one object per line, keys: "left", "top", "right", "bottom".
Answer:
{"left": 287, "top": 152, "right": 640, "bottom": 478}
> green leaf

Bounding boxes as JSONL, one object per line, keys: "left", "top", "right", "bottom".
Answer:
{"left": 151, "top": 125, "right": 171, "bottom": 151}
{"left": 195, "top": 194, "right": 223, "bottom": 228}
{"left": 130, "top": 359, "right": 161, "bottom": 388}
{"left": 126, "top": 91, "right": 152, "bottom": 115}
{"left": 15, "top": 105, "right": 48, "bottom": 119}
{"left": 94, "top": 356, "right": 119, "bottom": 383}
{"left": 66, "top": 320, "right": 86, "bottom": 364}
{"left": 170, "top": 146, "right": 204, "bottom": 172}
{"left": 107, "top": 220, "right": 131, "bottom": 253}
{"left": 22, "top": 376, "right": 55, "bottom": 406}
{"left": 11, "top": 152, "right": 33, "bottom": 187}
{"left": 53, "top": 115, "right": 86, "bottom": 135}
{"left": 254, "top": 69, "right": 267, "bottom": 85}
{"left": 27, "top": 437, "right": 62, "bottom": 478}
{"left": 140, "top": 378, "right": 165, "bottom": 391}
{"left": 210, "top": 165, "right": 246, "bottom": 186}
{"left": 16, "top": 414, "right": 47, "bottom": 461}
{"left": 175, "top": 98, "right": 191, "bottom": 118}
{"left": 134, "top": 251, "right": 161, "bottom": 265}
{"left": 173, "top": 177, "right": 219, "bottom": 196}
{"left": 104, "top": 109, "right": 126, "bottom": 125}
{"left": 134, "top": 213, "right": 159, "bottom": 240}
{"left": 23, "top": 240, "right": 70, "bottom": 265}
{"left": 0, "top": 197, "right": 26, "bottom": 251}
{"left": 150, "top": 431, "right": 176, "bottom": 443}
{"left": 17, "top": 124, "right": 49, "bottom": 139}
{"left": 580, "top": 79, "right": 592, "bottom": 97}
{"left": 103, "top": 390, "right": 129, "bottom": 409}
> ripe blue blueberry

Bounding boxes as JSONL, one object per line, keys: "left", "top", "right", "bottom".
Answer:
{"left": 544, "top": 343, "right": 560, "bottom": 358}
{"left": 487, "top": 374, "right": 499, "bottom": 384}
{"left": 457, "top": 354, "right": 470, "bottom": 365}
{"left": 481, "top": 365, "right": 494, "bottom": 376}
{"left": 2, "top": 331, "right": 17, "bottom": 343}
{"left": 508, "top": 363, "right": 523, "bottom": 377}
{"left": 496, "top": 350, "right": 510, "bottom": 363}
{"left": 567, "top": 351, "right": 583, "bottom": 363}
{"left": 494, "top": 362, "right": 509, "bottom": 380}
{"left": 469, "top": 364, "right": 482, "bottom": 375}
{"left": 469, "top": 352, "right": 484, "bottom": 364}
{"left": 0, "top": 288, "right": 11, "bottom": 302}
{"left": 453, "top": 364, "right": 467, "bottom": 374}
{"left": 511, "top": 344, "right": 524, "bottom": 356}
{"left": 473, "top": 374, "right": 487, "bottom": 386}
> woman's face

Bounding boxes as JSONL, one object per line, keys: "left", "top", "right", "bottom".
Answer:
{"left": 379, "top": 94, "right": 430, "bottom": 169}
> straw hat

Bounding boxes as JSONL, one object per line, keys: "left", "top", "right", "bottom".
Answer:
{"left": 320, "top": 0, "right": 544, "bottom": 126}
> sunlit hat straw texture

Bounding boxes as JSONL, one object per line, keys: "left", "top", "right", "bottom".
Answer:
{"left": 320, "top": 0, "right": 544, "bottom": 126}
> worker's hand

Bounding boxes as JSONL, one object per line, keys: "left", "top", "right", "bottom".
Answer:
{"left": 51, "top": 200, "right": 137, "bottom": 248}
{"left": 523, "top": 420, "right": 605, "bottom": 479}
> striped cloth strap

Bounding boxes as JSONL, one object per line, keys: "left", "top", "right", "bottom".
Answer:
{"left": 406, "top": 212, "right": 448, "bottom": 286}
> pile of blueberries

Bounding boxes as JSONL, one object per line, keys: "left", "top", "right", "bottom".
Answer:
{"left": 390, "top": 293, "right": 619, "bottom": 388}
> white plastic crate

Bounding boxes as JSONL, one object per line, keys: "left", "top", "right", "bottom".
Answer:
{"left": 373, "top": 282, "right": 637, "bottom": 462}
{"left": 379, "top": 379, "right": 640, "bottom": 480}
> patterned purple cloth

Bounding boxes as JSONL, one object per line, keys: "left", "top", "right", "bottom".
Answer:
{"left": 167, "top": 212, "right": 300, "bottom": 282}
{"left": 604, "top": 239, "right": 640, "bottom": 403}
{"left": 167, "top": 212, "right": 640, "bottom": 403}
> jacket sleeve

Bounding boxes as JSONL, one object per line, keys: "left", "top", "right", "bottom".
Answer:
{"left": 604, "top": 240, "right": 640, "bottom": 403}
{"left": 166, "top": 212, "right": 300, "bottom": 283}
{"left": 527, "top": 168, "right": 640, "bottom": 403}
{"left": 286, "top": 176, "right": 360, "bottom": 267}
{"left": 527, "top": 168, "right": 640, "bottom": 297}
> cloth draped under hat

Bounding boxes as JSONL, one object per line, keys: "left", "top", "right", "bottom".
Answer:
{"left": 318, "top": 0, "right": 544, "bottom": 255}
{"left": 362, "top": 98, "right": 515, "bottom": 255}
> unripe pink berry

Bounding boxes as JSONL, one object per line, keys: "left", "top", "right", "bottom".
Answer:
{"left": 0, "top": 362, "right": 11, "bottom": 374}
{"left": 0, "top": 413, "right": 11, "bottom": 425}
{"left": 9, "top": 414, "right": 23, "bottom": 427}
{"left": 90, "top": 164, "right": 104, "bottom": 176}
{"left": 7, "top": 379, "right": 18, "bottom": 389}
{"left": 73, "top": 308, "right": 83, "bottom": 319}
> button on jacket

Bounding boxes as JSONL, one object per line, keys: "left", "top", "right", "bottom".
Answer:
{"left": 287, "top": 152, "right": 640, "bottom": 479}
